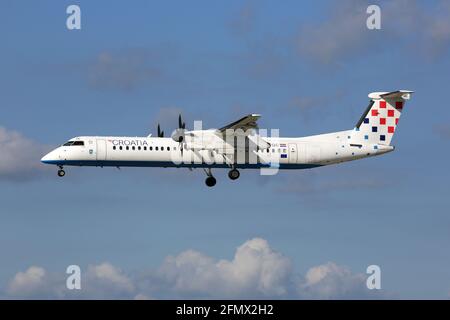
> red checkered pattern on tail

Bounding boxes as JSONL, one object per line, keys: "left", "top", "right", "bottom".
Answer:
{"left": 353, "top": 93, "right": 409, "bottom": 146}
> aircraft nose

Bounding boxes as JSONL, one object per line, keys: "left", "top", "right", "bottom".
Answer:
{"left": 41, "top": 153, "right": 51, "bottom": 163}
{"left": 41, "top": 150, "right": 57, "bottom": 164}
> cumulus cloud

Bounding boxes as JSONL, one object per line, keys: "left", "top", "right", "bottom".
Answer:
{"left": 0, "top": 126, "right": 52, "bottom": 181}
{"left": 7, "top": 266, "right": 46, "bottom": 296}
{"left": 7, "top": 266, "right": 66, "bottom": 299}
{"left": 6, "top": 263, "right": 134, "bottom": 300}
{"left": 2, "top": 238, "right": 383, "bottom": 299}
{"left": 299, "top": 262, "right": 370, "bottom": 299}
{"left": 82, "top": 263, "right": 135, "bottom": 299}
{"left": 154, "top": 238, "right": 292, "bottom": 298}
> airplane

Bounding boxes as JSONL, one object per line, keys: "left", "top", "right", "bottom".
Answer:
{"left": 41, "top": 90, "right": 413, "bottom": 187}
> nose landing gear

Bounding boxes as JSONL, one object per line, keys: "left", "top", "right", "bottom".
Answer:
{"left": 57, "top": 166, "right": 66, "bottom": 177}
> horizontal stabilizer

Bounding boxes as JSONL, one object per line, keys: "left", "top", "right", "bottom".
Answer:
{"left": 369, "top": 90, "right": 413, "bottom": 100}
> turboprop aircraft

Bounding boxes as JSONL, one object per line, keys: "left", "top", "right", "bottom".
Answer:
{"left": 41, "top": 90, "right": 413, "bottom": 187}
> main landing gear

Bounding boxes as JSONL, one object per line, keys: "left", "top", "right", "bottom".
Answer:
{"left": 204, "top": 168, "right": 216, "bottom": 187}
{"left": 228, "top": 168, "right": 240, "bottom": 180}
{"left": 203, "top": 168, "right": 241, "bottom": 187}
{"left": 57, "top": 166, "right": 66, "bottom": 177}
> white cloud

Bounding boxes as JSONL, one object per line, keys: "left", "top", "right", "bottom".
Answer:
{"left": 0, "top": 126, "right": 51, "bottom": 181}
{"left": 156, "top": 238, "right": 292, "bottom": 298}
{"left": 6, "top": 266, "right": 66, "bottom": 299}
{"left": 298, "top": 262, "right": 369, "bottom": 299}
{"left": 3, "top": 238, "right": 382, "bottom": 299}
{"left": 82, "top": 263, "right": 135, "bottom": 299}
{"left": 7, "top": 266, "right": 46, "bottom": 296}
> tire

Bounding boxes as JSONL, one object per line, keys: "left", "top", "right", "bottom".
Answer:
{"left": 228, "top": 169, "right": 240, "bottom": 180}
{"left": 57, "top": 169, "right": 65, "bottom": 177}
{"left": 205, "top": 176, "right": 216, "bottom": 187}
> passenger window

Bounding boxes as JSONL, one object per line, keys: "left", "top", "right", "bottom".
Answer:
{"left": 167, "top": 147, "right": 170, "bottom": 151}
{"left": 113, "top": 146, "right": 116, "bottom": 150}
{"left": 138, "top": 146, "right": 141, "bottom": 151}
{"left": 126, "top": 146, "right": 129, "bottom": 150}
{"left": 119, "top": 146, "right": 123, "bottom": 150}
{"left": 144, "top": 146, "right": 147, "bottom": 151}
{"left": 156, "top": 147, "right": 159, "bottom": 151}
{"left": 161, "top": 147, "right": 164, "bottom": 151}
{"left": 150, "top": 146, "right": 153, "bottom": 151}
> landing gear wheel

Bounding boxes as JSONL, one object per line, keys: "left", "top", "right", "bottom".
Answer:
{"left": 57, "top": 169, "right": 66, "bottom": 177}
{"left": 205, "top": 176, "right": 216, "bottom": 187}
{"left": 228, "top": 169, "right": 240, "bottom": 180}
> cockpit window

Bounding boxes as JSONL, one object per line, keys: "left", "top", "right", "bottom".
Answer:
{"left": 63, "top": 141, "right": 84, "bottom": 146}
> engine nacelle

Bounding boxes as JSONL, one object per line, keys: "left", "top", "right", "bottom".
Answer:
{"left": 171, "top": 129, "right": 184, "bottom": 143}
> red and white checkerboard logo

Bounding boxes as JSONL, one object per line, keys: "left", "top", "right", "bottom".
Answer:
{"left": 352, "top": 91, "right": 412, "bottom": 146}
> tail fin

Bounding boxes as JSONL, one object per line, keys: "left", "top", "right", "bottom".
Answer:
{"left": 352, "top": 90, "right": 413, "bottom": 145}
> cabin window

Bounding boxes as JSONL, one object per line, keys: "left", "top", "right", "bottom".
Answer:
{"left": 144, "top": 146, "right": 147, "bottom": 151}
{"left": 119, "top": 146, "right": 123, "bottom": 150}
{"left": 132, "top": 146, "right": 135, "bottom": 150}
{"left": 161, "top": 146, "right": 164, "bottom": 151}
{"left": 113, "top": 146, "right": 116, "bottom": 150}
{"left": 150, "top": 146, "right": 153, "bottom": 151}
{"left": 138, "top": 146, "right": 141, "bottom": 150}
{"left": 155, "top": 147, "right": 159, "bottom": 151}
{"left": 126, "top": 146, "right": 129, "bottom": 150}
{"left": 167, "top": 147, "right": 170, "bottom": 151}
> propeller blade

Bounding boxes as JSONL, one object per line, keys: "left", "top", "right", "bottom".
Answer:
{"left": 178, "top": 114, "right": 183, "bottom": 129}
{"left": 157, "top": 124, "right": 164, "bottom": 137}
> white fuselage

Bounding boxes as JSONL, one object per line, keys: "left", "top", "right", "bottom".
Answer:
{"left": 41, "top": 130, "right": 394, "bottom": 170}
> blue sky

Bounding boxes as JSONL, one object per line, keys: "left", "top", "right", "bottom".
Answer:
{"left": 0, "top": 0, "right": 450, "bottom": 299}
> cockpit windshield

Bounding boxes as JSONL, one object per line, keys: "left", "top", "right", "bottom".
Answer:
{"left": 63, "top": 141, "right": 84, "bottom": 146}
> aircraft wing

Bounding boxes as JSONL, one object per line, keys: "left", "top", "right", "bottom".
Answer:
{"left": 218, "top": 114, "right": 261, "bottom": 133}
{"left": 215, "top": 114, "right": 270, "bottom": 150}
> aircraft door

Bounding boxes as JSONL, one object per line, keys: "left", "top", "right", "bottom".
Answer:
{"left": 96, "top": 139, "right": 107, "bottom": 161}
{"left": 288, "top": 144, "right": 297, "bottom": 163}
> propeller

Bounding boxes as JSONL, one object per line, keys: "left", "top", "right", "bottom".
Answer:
{"left": 175, "top": 114, "right": 186, "bottom": 154}
{"left": 157, "top": 124, "right": 164, "bottom": 138}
